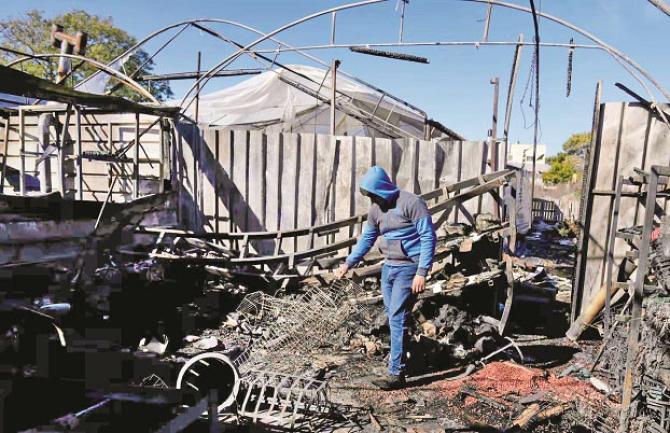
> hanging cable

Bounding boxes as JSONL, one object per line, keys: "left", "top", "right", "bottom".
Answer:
{"left": 396, "top": 0, "right": 409, "bottom": 42}
{"left": 529, "top": 0, "right": 541, "bottom": 204}
{"left": 566, "top": 37, "right": 574, "bottom": 97}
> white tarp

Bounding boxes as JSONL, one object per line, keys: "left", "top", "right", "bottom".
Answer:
{"left": 178, "top": 64, "right": 450, "bottom": 139}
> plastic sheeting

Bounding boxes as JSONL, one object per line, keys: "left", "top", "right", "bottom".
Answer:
{"left": 178, "top": 64, "right": 449, "bottom": 139}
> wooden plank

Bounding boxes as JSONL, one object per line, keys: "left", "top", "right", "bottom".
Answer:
{"left": 297, "top": 133, "right": 316, "bottom": 252}
{"left": 459, "top": 141, "right": 486, "bottom": 223}
{"left": 265, "top": 132, "right": 282, "bottom": 232}
{"left": 583, "top": 103, "right": 628, "bottom": 305}
{"left": 334, "top": 136, "right": 354, "bottom": 244}
{"left": 280, "top": 133, "right": 299, "bottom": 253}
{"left": 201, "top": 128, "right": 217, "bottom": 232}
{"left": 435, "top": 140, "right": 458, "bottom": 222}
{"left": 353, "top": 136, "right": 373, "bottom": 215}
{"left": 231, "top": 130, "right": 249, "bottom": 232}
{"left": 314, "top": 134, "right": 337, "bottom": 247}
{"left": 248, "top": 130, "right": 270, "bottom": 254}
{"left": 394, "top": 138, "right": 412, "bottom": 192}
{"left": 374, "top": 137, "right": 393, "bottom": 176}
{"left": 417, "top": 139, "right": 435, "bottom": 195}
{"left": 220, "top": 129, "right": 234, "bottom": 233}
{"left": 214, "top": 130, "right": 220, "bottom": 233}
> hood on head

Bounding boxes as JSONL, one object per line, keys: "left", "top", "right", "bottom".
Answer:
{"left": 360, "top": 166, "right": 399, "bottom": 202}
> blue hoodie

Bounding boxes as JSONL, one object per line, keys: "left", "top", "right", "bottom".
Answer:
{"left": 345, "top": 166, "right": 436, "bottom": 277}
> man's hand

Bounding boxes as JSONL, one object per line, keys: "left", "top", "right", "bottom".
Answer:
{"left": 411, "top": 275, "right": 426, "bottom": 294}
{"left": 334, "top": 263, "right": 349, "bottom": 279}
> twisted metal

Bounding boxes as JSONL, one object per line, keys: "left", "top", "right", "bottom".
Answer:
{"left": 233, "top": 279, "right": 366, "bottom": 372}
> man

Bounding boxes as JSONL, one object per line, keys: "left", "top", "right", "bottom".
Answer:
{"left": 335, "top": 166, "right": 436, "bottom": 390}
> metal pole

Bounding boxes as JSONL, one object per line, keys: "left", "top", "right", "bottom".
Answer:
{"left": 330, "top": 12, "right": 337, "bottom": 45}
{"left": 490, "top": 77, "right": 500, "bottom": 219}
{"left": 134, "top": 113, "right": 140, "bottom": 199}
{"left": 647, "top": 0, "right": 670, "bottom": 18}
{"left": 399, "top": 0, "right": 407, "bottom": 43}
{"left": 503, "top": 33, "right": 524, "bottom": 163}
{"left": 95, "top": 175, "right": 119, "bottom": 230}
{"left": 57, "top": 107, "right": 73, "bottom": 198}
{"left": 107, "top": 121, "right": 113, "bottom": 190}
{"left": 330, "top": 59, "right": 340, "bottom": 137}
{"left": 195, "top": 51, "right": 202, "bottom": 124}
{"left": 19, "top": 109, "right": 25, "bottom": 196}
{"left": 76, "top": 107, "right": 83, "bottom": 200}
{"left": 195, "top": 52, "right": 202, "bottom": 226}
{"left": 529, "top": 0, "right": 541, "bottom": 206}
{"left": 571, "top": 80, "right": 602, "bottom": 322}
{"left": 159, "top": 118, "right": 165, "bottom": 192}
{"left": 0, "top": 116, "right": 9, "bottom": 193}
{"left": 483, "top": 2, "right": 494, "bottom": 42}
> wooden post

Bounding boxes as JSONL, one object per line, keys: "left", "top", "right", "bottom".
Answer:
{"left": 571, "top": 81, "right": 603, "bottom": 321}
{"left": 490, "top": 77, "right": 500, "bottom": 218}
{"left": 329, "top": 59, "right": 340, "bottom": 246}
{"left": 76, "top": 106, "right": 83, "bottom": 200}
{"left": 482, "top": 2, "right": 494, "bottom": 42}
{"left": 195, "top": 52, "right": 202, "bottom": 226}
{"left": 159, "top": 118, "right": 165, "bottom": 193}
{"left": 56, "top": 106, "right": 72, "bottom": 197}
{"left": 134, "top": 112, "right": 140, "bottom": 199}
{"left": 330, "top": 59, "right": 340, "bottom": 138}
{"left": 19, "top": 108, "right": 25, "bottom": 196}
{"left": 107, "top": 121, "right": 113, "bottom": 190}
{"left": 503, "top": 34, "right": 524, "bottom": 165}
{"left": 330, "top": 12, "right": 337, "bottom": 45}
{"left": 195, "top": 51, "right": 202, "bottom": 124}
{"left": 0, "top": 115, "right": 9, "bottom": 193}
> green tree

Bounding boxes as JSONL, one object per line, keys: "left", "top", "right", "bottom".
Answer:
{"left": 542, "top": 153, "right": 580, "bottom": 185}
{"left": 0, "top": 10, "right": 172, "bottom": 101}
{"left": 562, "top": 132, "right": 591, "bottom": 156}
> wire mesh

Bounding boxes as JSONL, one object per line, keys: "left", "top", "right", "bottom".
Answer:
{"left": 233, "top": 279, "right": 366, "bottom": 372}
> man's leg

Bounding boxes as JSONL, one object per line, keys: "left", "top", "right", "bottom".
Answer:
{"left": 387, "top": 264, "right": 417, "bottom": 377}
{"left": 380, "top": 264, "right": 393, "bottom": 319}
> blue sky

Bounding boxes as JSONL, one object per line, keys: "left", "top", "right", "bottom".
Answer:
{"left": 3, "top": 0, "right": 669, "bottom": 154}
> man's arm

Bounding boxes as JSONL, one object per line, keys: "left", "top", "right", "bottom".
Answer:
{"left": 335, "top": 213, "right": 379, "bottom": 279}
{"left": 410, "top": 199, "right": 437, "bottom": 277}
{"left": 345, "top": 221, "right": 379, "bottom": 267}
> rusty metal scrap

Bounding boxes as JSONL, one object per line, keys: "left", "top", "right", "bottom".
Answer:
{"left": 238, "top": 370, "right": 331, "bottom": 428}
{"left": 233, "top": 279, "right": 365, "bottom": 372}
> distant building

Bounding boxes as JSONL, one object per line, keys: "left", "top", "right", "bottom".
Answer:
{"left": 507, "top": 143, "right": 547, "bottom": 167}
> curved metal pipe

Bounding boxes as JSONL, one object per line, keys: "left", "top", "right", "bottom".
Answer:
{"left": 179, "top": 0, "right": 389, "bottom": 112}
{"left": 75, "top": 15, "right": 429, "bottom": 120}
{"left": 463, "top": 0, "right": 670, "bottom": 103}
{"left": 7, "top": 53, "right": 157, "bottom": 102}
{"left": 176, "top": 352, "right": 241, "bottom": 411}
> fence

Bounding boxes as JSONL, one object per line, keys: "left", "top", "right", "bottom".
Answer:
{"left": 0, "top": 109, "right": 169, "bottom": 201}
{"left": 532, "top": 198, "right": 564, "bottom": 223}
{"left": 174, "top": 124, "right": 498, "bottom": 254}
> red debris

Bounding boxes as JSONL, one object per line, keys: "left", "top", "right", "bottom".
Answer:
{"left": 433, "top": 361, "right": 608, "bottom": 404}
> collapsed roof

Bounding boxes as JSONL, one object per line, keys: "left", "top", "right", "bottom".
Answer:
{"left": 180, "top": 64, "right": 463, "bottom": 141}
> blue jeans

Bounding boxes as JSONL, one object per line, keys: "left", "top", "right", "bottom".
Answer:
{"left": 381, "top": 263, "right": 417, "bottom": 376}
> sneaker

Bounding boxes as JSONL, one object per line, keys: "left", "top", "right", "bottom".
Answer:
{"left": 371, "top": 373, "right": 406, "bottom": 390}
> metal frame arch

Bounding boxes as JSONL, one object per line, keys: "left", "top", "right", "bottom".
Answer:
{"left": 6, "top": 53, "right": 158, "bottom": 102}
{"left": 178, "top": 0, "right": 389, "bottom": 112}
{"left": 464, "top": 0, "right": 670, "bottom": 103}
{"left": 73, "top": 15, "right": 429, "bottom": 119}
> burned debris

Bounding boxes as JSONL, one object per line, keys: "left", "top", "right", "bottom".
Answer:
{"left": 0, "top": 2, "right": 669, "bottom": 433}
